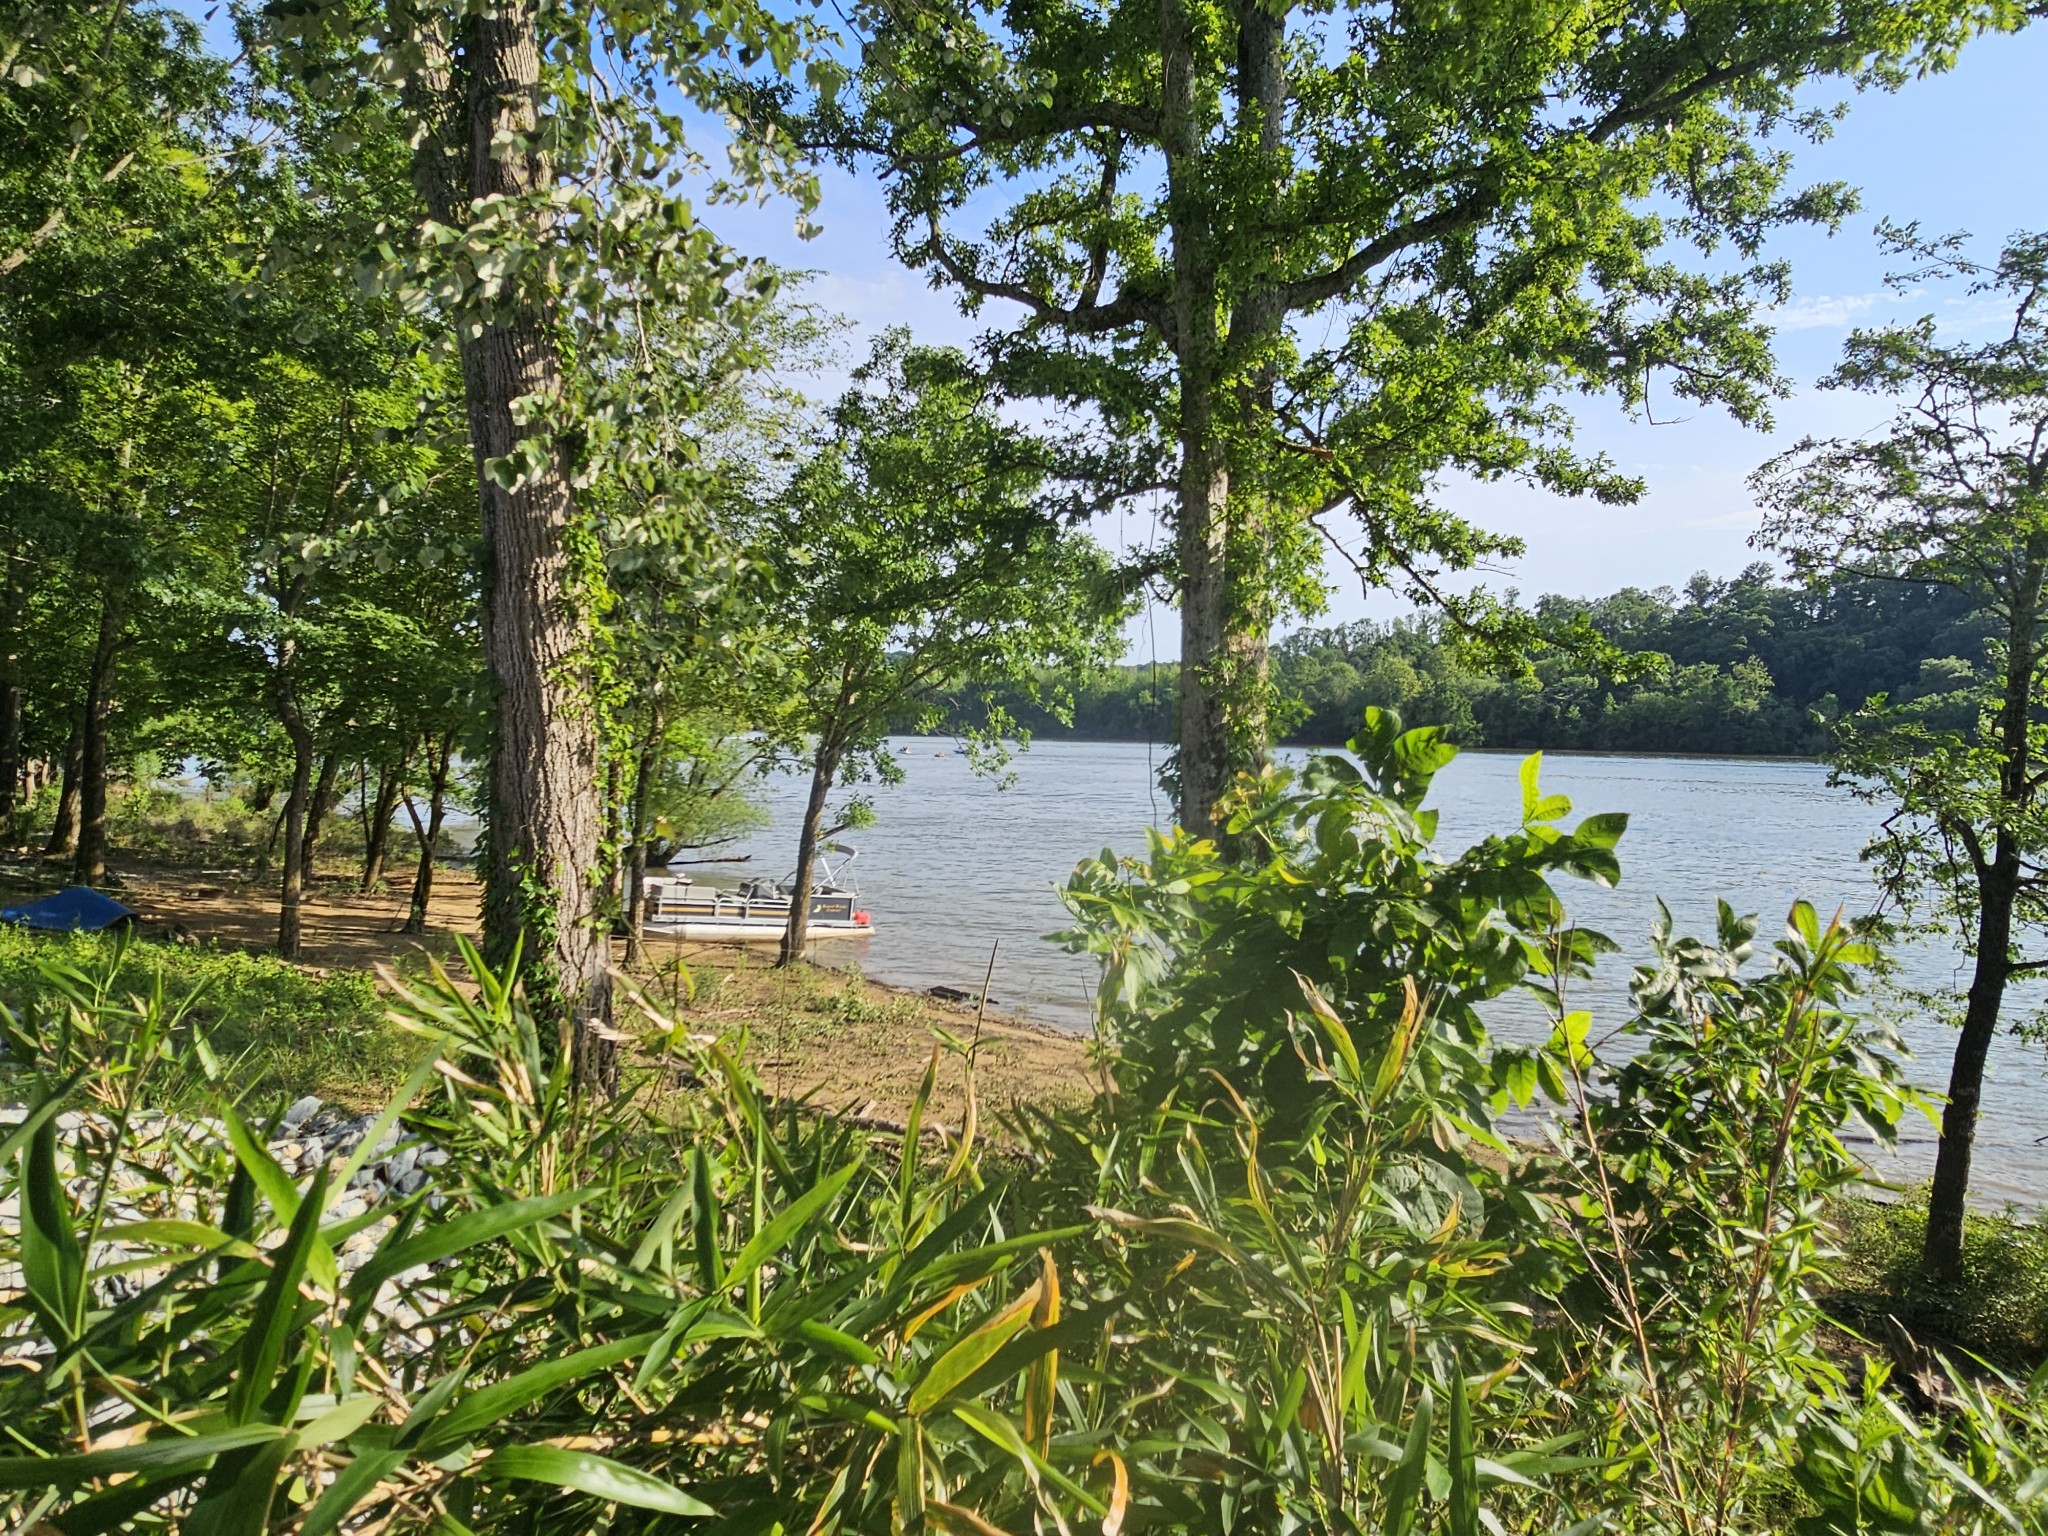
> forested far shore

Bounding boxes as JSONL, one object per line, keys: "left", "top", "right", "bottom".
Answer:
{"left": 934, "top": 564, "right": 1986, "bottom": 758}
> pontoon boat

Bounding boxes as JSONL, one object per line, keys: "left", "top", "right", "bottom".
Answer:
{"left": 639, "top": 844, "right": 874, "bottom": 943}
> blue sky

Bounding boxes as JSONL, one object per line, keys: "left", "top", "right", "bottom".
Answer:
{"left": 704, "top": 21, "right": 2048, "bottom": 635}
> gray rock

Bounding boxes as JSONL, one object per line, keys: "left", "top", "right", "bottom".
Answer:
{"left": 281, "top": 1095, "right": 323, "bottom": 1132}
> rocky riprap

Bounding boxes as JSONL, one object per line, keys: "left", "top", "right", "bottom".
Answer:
{"left": 0, "top": 1095, "right": 453, "bottom": 1297}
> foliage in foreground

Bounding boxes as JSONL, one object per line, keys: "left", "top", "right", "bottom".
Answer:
{"left": 3, "top": 716, "right": 2047, "bottom": 1532}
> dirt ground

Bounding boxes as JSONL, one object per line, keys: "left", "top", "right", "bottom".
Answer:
{"left": 25, "top": 858, "right": 1095, "bottom": 1130}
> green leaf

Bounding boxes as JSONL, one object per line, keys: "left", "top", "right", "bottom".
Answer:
{"left": 195, "top": 1425, "right": 298, "bottom": 1536}
{"left": 348, "top": 1189, "right": 594, "bottom": 1299}
{"left": 298, "top": 1394, "right": 385, "bottom": 1447}
{"left": 297, "top": 1449, "right": 406, "bottom": 1536}
{"left": 1448, "top": 1367, "right": 1479, "bottom": 1536}
{"left": 722, "top": 1161, "right": 858, "bottom": 1294}
{"left": 222, "top": 1104, "right": 339, "bottom": 1292}
{"left": 1519, "top": 753, "right": 1543, "bottom": 821}
{"left": 0, "top": 1073, "right": 83, "bottom": 1168}
{"left": 791, "top": 1317, "right": 881, "bottom": 1365}
{"left": 19, "top": 1110, "right": 84, "bottom": 1343}
{"left": 0, "top": 1425, "right": 289, "bottom": 1489}
{"left": 907, "top": 1292, "right": 1037, "bottom": 1416}
{"left": 481, "top": 1446, "right": 715, "bottom": 1516}
{"left": 27, "top": 1472, "right": 184, "bottom": 1535}
{"left": 221, "top": 1102, "right": 301, "bottom": 1222}
{"left": 97, "top": 1218, "right": 258, "bottom": 1259}
{"left": 230, "top": 1167, "right": 330, "bottom": 1425}
{"left": 1383, "top": 1387, "right": 1433, "bottom": 1536}
{"left": 692, "top": 1143, "right": 725, "bottom": 1293}
{"left": 327, "top": 1055, "right": 439, "bottom": 1207}
{"left": 1572, "top": 811, "right": 1628, "bottom": 850}
{"left": 422, "top": 1333, "right": 657, "bottom": 1451}
{"left": 629, "top": 1183, "right": 695, "bottom": 1272}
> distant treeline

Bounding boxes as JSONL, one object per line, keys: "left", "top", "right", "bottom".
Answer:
{"left": 933, "top": 565, "right": 1990, "bottom": 757}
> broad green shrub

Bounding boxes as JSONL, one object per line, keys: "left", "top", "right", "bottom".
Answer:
{"left": 1053, "top": 709, "right": 2048, "bottom": 1534}
{"left": 1545, "top": 900, "right": 1919, "bottom": 1532}
{"left": 1047, "top": 708, "right": 1622, "bottom": 1530}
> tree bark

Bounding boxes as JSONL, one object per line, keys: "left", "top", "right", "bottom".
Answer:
{"left": 779, "top": 742, "right": 841, "bottom": 967}
{"left": 402, "top": 731, "right": 454, "bottom": 937}
{"left": 1922, "top": 867, "right": 2014, "bottom": 1280}
{"left": 45, "top": 719, "right": 80, "bottom": 858}
{"left": 409, "top": 0, "right": 613, "bottom": 1087}
{"left": 276, "top": 668, "right": 316, "bottom": 960}
{"left": 1160, "top": 0, "right": 1235, "bottom": 836}
{"left": 300, "top": 751, "right": 342, "bottom": 872}
{"left": 1214, "top": 0, "right": 1287, "bottom": 809}
{"left": 1153, "top": 0, "right": 1294, "bottom": 836}
{"left": 1922, "top": 565, "right": 2042, "bottom": 1280}
{"left": 72, "top": 582, "right": 126, "bottom": 886}
{"left": 0, "top": 549, "right": 24, "bottom": 827}
{"left": 361, "top": 754, "right": 408, "bottom": 891}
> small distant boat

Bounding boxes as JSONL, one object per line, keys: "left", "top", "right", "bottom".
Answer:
{"left": 640, "top": 844, "right": 874, "bottom": 943}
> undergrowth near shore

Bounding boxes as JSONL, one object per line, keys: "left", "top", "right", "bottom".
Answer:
{"left": 1830, "top": 1193, "right": 2048, "bottom": 1371}
{"left": 2, "top": 712, "right": 2045, "bottom": 1532}
{"left": 0, "top": 928, "right": 399, "bottom": 1107}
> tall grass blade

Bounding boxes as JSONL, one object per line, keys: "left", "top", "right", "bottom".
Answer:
{"left": 482, "top": 1445, "right": 716, "bottom": 1516}
{"left": 346, "top": 1188, "right": 593, "bottom": 1299}
{"left": 229, "top": 1166, "right": 330, "bottom": 1425}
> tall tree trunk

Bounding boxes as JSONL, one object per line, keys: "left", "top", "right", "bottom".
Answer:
{"left": 621, "top": 692, "right": 672, "bottom": 967}
{"left": 300, "top": 751, "right": 342, "bottom": 872}
{"left": 409, "top": 0, "right": 613, "bottom": 1086}
{"left": 1174, "top": 399, "right": 1235, "bottom": 836}
{"left": 1922, "top": 868, "right": 2014, "bottom": 1280}
{"left": 779, "top": 742, "right": 841, "bottom": 967}
{"left": 1160, "top": 0, "right": 1235, "bottom": 835}
{"left": 45, "top": 719, "right": 81, "bottom": 858}
{"left": 1923, "top": 578, "right": 2041, "bottom": 1280}
{"left": 360, "top": 754, "right": 408, "bottom": 891}
{"left": 0, "top": 548, "right": 24, "bottom": 827}
{"left": 1215, "top": 0, "right": 1287, "bottom": 807}
{"left": 72, "top": 583, "right": 126, "bottom": 886}
{"left": 276, "top": 675, "right": 316, "bottom": 960}
{"left": 402, "top": 731, "right": 454, "bottom": 937}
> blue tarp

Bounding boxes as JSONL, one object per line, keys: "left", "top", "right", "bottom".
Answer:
{"left": 1, "top": 886, "right": 138, "bottom": 932}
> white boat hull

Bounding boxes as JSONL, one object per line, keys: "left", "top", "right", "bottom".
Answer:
{"left": 642, "top": 917, "right": 874, "bottom": 943}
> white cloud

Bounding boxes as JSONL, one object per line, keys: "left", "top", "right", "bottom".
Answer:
{"left": 1766, "top": 292, "right": 1887, "bottom": 331}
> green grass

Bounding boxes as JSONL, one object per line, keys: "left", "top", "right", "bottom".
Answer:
{"left": 1828, "top": 1190, "right": 2048, "bottom": 1371}
{"left": 0, "top": 925, "right": 409, "bottom": 1108}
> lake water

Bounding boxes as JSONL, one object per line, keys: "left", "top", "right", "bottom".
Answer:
{"left": 702, "top": 737, "right": 2048, "bottom": 1205}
